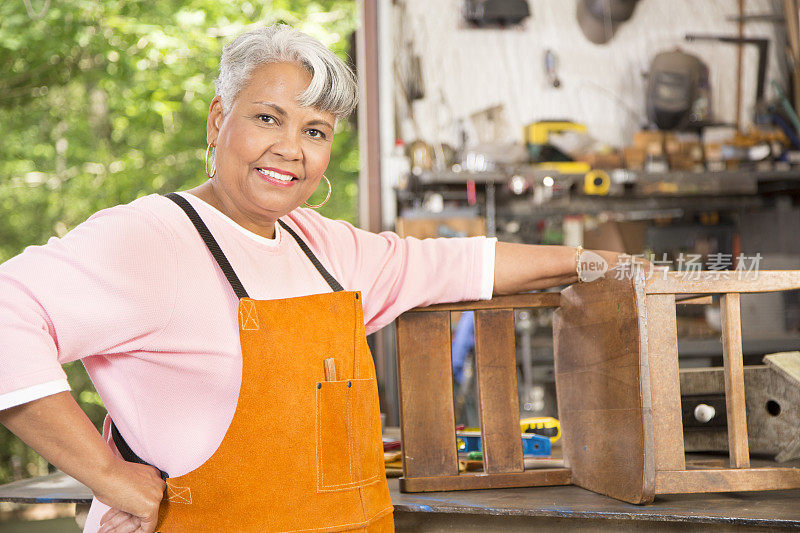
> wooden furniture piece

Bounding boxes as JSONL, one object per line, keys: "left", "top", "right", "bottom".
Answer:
{"left": 554, "top": 267, "right": 800, "bottom": 504}
{"left": 395, "top": 293, "right": 571, "bottom": 492}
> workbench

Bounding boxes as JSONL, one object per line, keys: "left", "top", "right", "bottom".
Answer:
{"left": 1, "top": 460, "right": 798, "bottom": 531}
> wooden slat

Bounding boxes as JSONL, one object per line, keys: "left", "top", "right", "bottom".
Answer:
{"left": 396, "top": 311, "right": 459, "bottom": 478}
{"left": 645, "top": 271, "right": 800, "bottom": 294}
{"left": 720, "top": 293, "right": 750, "bottom": 468}
{"left": 408, "top": 292, "right": 560, "bottom": 312}
{"left": 655, "top": 468, "right": 800, "bottom": 494}
{"left": 474, "top": 309, "right": 524, "bottom": 474}
{"left": 399, "top": 468, "right": 572, "bottom": 492}
{"left": 675, "top": 294, "right": 713, "bottom": 305}
{"left": 645, "top": 294, "right": 685, "bottom": 471}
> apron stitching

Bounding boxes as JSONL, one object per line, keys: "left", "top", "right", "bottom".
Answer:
{"left": 315, "top": 473, "right": 380, "bottom": 489}
{"left": 239, "top": 300, "right": 259, "bottom": 330}
{"left": 276, "top": 503, "right": 394, "bottom": 532}
{"left": 352, "top": 295, "right": 359, "bottom": 379}
{"left": 316, "top": 385, "right": 323, "bottom": 489}
{"left": 316, "top": 380, "right": 379, "bottom": 491}
{"left": 346, "top": 385, "right": 354, "bottom": 483}
{"left": 165, "top": 481, "right": 192, "bottom": 504}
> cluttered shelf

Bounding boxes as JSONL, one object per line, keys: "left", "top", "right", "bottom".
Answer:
{"left": 395, "top": 126, "right": 800, "bottom": 235}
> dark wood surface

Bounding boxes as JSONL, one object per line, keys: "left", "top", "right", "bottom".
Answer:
{"left": 553, "top": 273, "right": 655, "bottom": 504}
{"left": 390, "top": 477, "right": 800, "bottom": 529}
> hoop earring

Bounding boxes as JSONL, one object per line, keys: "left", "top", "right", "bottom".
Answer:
{"left": 205, "top": 143, "right": 216, "bottom": 179}
{"left": 304, "top": 175, "right": 332, "bottom": 209}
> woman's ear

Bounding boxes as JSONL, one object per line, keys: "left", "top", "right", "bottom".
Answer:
{"left": 206, "top": 96, "right": 224, "bottom": 145}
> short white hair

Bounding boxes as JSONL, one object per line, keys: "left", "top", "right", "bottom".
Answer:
{"left": 215, "top": 24, "right": 358, "bottom": 119}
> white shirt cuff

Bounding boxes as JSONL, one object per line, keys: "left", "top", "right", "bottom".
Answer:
{"left": 479, "top": 237, "right": 497, "bottom": 300}
{"left": 0, "top": 379, "right": 71, "bottom": 411}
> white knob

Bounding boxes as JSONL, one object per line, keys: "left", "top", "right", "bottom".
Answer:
{"left": 694, "top": 403, "right": 716, "bottom": 423}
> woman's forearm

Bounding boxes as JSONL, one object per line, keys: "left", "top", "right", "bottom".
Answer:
{"left": 493, "top": 242, "right": 623, "bottom": 295}
{"left": 0, "top": 391, "right": 166, "bottom": 530}
{"left": 0, "top": 391, "right": 122, "bottom": 494}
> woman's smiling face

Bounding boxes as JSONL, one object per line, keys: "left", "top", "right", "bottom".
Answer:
{"left": 205, "top": 61, "right": 335, "bottom": 235}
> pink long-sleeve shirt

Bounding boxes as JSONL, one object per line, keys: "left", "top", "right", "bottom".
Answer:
{"left": 0, "top": 192, "right": 495, "bottom": 531}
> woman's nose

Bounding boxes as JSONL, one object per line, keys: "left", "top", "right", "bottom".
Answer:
{"left": 270, "top": 134, "right": 302, "bottom": 160}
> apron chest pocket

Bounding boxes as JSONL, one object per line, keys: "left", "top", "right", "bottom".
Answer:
{"left": 315, "top": 378, "right": 382, "bottom": 492}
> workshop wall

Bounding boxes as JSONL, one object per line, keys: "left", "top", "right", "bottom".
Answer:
{"left": 395, "top": 0, "right": 785, "bottom": 148}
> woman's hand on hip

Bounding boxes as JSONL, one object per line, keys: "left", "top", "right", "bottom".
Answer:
{"left": 95, "top": 459, "right": 165, "bottom": 533}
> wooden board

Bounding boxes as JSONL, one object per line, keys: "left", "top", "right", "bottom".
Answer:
{"left": 646, "top": 294, "right": 685, "bottom": 471}
{"left": 396, "top": 311, "right": 459, "bottom": 479}
{"left": 553, "top": 273, "right": 655, "bottom": 504}
{"left": 645, "top": 271, "right": 800, "bottom": 294}
{"left": 399, "top": 468, "right": 571, "bottom": 492}
{"left": 408, "top": 292, "right": 560, "bottom": 312}
{"left": 474, "top": 309, "right": 524, "bottom": 474}
{"left": 720, "top": 293, "right": 750, "bottom": 468}
{"left": 655, "top": 468, "right": 800, "bottom": 494}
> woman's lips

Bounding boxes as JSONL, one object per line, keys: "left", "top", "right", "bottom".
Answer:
{"left": 256, "top": 167, "right": 297, "bottom": 188}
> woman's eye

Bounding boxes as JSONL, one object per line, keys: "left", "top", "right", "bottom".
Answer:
{"left": 307, "top": 129, "right": 326, "bottom": 140}
{"left": 257, "top": 114, "right": 276, "bottom": 124}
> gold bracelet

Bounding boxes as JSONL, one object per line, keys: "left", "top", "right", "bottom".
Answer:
{"left": 575, "top": 245, "right": 584, "bottom": 282}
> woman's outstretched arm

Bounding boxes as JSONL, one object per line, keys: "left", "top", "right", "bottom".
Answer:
{"left": 493, "top": 242, "right": 624, "bottom": 294}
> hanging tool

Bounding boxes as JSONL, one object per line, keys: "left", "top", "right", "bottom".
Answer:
{"left": 544, "top": 49, "right": 561, "bottom": 88}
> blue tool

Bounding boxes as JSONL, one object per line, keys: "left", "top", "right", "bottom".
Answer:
{"left": 456, "top": 431, "right": 551, "bottom": 457}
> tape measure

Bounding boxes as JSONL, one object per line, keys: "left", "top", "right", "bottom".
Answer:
{"left": 584, "top": 169, "right": 610, "bottom": 195}
{"left": 520, "top": 416, "right": 561, "bottom": 443}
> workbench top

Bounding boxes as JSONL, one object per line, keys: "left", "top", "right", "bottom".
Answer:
{"left": 2, "top": 470, "right": 799, "bottom": 530}
{"left": 388, "top": 477, "right": 800, "bottom": 529}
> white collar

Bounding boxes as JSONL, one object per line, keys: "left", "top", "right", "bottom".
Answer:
{"left": 175, "top": 192, "right": 282, "bottom": 247}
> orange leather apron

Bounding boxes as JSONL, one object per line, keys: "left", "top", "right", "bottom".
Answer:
{"left": 110, "top": 193, "right": 394, "bottom": 532}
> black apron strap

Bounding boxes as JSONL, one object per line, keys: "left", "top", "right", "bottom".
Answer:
{"left": 278, "top": 220, "right": 344, "bottom": 292}
{"left": 165, "top": 192, "right": 343, "bottom": 294}
{"left": 165, "top": 192, "right": 250, "bottom": 299}
{"left": 111, "top": 422, "right": 169, "bottom": 480}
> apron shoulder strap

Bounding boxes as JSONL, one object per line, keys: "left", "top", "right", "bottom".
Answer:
{"left": 165, "top": 192, "right": 343, "bottom": 294}
{"left": 277, "top": 219, "right": 344, "bottom": 292}
{"left": 165, "top": 192, "right": 249, "bottom": 299}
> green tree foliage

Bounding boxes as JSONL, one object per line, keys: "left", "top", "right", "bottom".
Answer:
{"left": 0, "top": 0, "right": 359, "bottom": 484}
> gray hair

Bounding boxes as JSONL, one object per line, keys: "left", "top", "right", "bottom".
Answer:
{"left": 214, "top": 24, "right": 358, "bottom": 119}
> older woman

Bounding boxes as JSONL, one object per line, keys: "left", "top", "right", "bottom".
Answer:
{"left": 0, "top": 25, "right": 626, "bottom": 533}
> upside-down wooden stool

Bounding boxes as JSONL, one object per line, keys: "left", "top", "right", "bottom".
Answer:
{"left": 395, "top": 293, "right": 571, "bottom": 492}
{"left": 553, "top": 266, "right": 800, "bottom": 504}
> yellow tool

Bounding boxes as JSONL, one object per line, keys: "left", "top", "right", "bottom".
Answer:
{"left": 583, "top": 169, "right": 611, "bottom": 195}
{"left": 524, "top": 121, "right": 587, "bottom": 145}
{"left": 520, "top": 416, "right": 561, "bottom": 444}
{"left": 525, "top": 121, "right": 591, "bottom": 174}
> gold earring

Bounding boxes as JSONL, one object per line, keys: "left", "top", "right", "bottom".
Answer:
{"left": 304, "top": 175, "right": 332, "bottom": 209}
{"left": 205, "top": 143, "right": 216, "bottom": 178}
